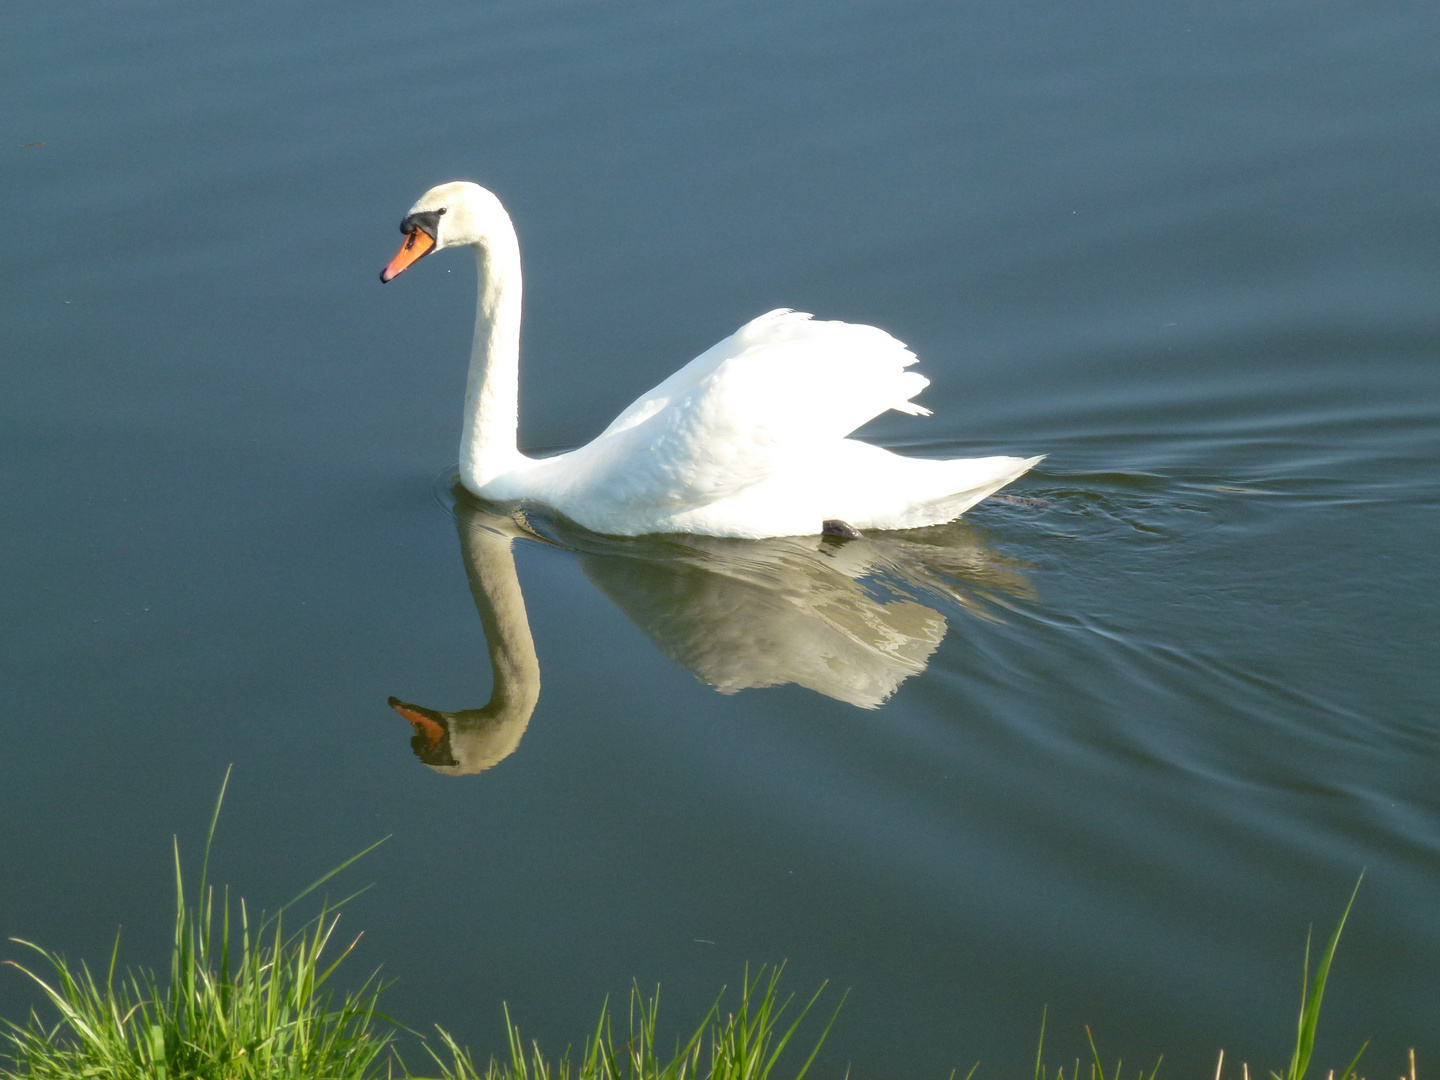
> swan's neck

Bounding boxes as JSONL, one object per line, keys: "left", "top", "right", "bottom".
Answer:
{"left": 460, "top": 223, "right": 528, "bottom": 491}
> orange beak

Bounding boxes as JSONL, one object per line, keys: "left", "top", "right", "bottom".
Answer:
{"left": 380, "top": 228, "right": 436, "bottom": 283}
{"left": 389, "top": 700, "right": 446, "bottom": 749}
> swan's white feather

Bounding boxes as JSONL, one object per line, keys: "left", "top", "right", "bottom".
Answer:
{"left": 599, "top": 308, "right": 928, "bottom": 442}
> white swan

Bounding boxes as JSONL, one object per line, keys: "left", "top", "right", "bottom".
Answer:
{"left": 381, "top": 181, "right": 1041, "bottom": 539}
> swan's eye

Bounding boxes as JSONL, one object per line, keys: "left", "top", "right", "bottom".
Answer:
{"left": 400, "top": 207, "right": 448, "bottom": 242}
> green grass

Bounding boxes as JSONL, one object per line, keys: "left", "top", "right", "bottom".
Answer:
{"left": 1, "top": 770, "right": 393, "bottom": 1080}
{"left": 1028, "top": 876, "right": 1372, "bottom": 1080}
{"left": 1279, "top": 875, "right": 1367, "bottom": 1080}
{"left": 0, "top": 782, "right": 1403, "bottom": 1080}
{"left": 422, "top": 966, "right": 840, "bottom": 1080}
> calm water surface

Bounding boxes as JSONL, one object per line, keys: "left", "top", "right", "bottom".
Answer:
{"left": 3, "top": 1, "right": 1437, "bottom": 1075}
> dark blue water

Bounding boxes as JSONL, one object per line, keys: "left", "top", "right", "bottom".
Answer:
{"left": 3, "top": 1, "right": 1437, "bottom": 1075}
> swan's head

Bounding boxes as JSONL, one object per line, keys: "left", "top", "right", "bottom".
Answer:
{"left": 388, "top": 694, "right": 531, "bottom": 776}
{"left": 389, "top": 696, "right": 458, "bottom": 769}
{"left": 379, "top": 181, "right": 508, "bottom": 283}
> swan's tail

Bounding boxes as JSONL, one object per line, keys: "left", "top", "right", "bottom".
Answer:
{"left": 899, "top": 453, "right": 1044, "bottom": 527}
{"left": 841, "top": 450, "right": 1045, "bottom": 531}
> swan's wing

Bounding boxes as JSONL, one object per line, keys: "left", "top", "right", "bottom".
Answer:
{"left": 602, "top": 308, "right": 929, "bottom": 439}
{"left": 577, "top": 309, "right": 930, "bottom": 507}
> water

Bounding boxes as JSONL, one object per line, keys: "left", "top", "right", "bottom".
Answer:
{"left": 3, "top": 0, "right": 1437, "bottom": 1073}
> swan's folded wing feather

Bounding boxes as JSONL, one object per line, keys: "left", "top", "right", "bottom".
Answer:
{"left": 577, "top": 310, "right": 930, "bottom": 509}
{"left": 596, "top": 314, "right": 764, "bottom": 438}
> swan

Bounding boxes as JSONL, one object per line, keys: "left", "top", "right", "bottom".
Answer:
{"left": 381, "top": 181, "right": 1041, "bottom": 539}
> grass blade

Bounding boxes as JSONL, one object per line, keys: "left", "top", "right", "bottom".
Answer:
{"left": 1286, "top": 875, "right": 1363, "bottom": 1080}
{"left": 1035, "top": 1006, "right": 1048, "bottom": 1080}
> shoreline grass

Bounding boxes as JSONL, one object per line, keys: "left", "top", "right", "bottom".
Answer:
{"left": 2, "top": 770, "right": 393, "bottom": 1080}
{"left": 423, "top": 966, "right": 840, "bottom": 1080}
{"left": 0, "top": 782, "right": 1409, "bottom": 1080}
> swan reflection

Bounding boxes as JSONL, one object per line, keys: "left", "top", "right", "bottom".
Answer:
{"left": 391, "top": 492, "right": 1032, "bottom": 775}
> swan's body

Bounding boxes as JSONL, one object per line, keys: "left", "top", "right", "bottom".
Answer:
{"left": 382, "top": 181, "right": 1040, "bottom": 539}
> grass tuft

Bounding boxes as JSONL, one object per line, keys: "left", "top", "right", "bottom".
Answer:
{"left": 423, "top": 965, "right": 841, "bottom": 1080}
{"left": 1, "top": 768, "right": 392, "bottom": 1080}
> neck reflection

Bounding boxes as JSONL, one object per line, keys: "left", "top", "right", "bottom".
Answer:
{"left": 390, "top": 500, "right": 540, "bottom": 776}
{"left": 391, "top": 494, "right": 1032, "bottom": 775}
